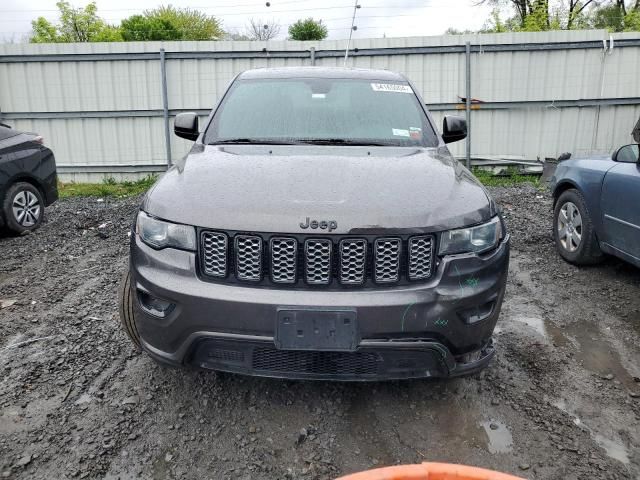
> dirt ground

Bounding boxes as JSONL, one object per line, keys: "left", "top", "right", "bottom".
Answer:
{"left": 1, "top": 184, "right": 639, "bottom": 480}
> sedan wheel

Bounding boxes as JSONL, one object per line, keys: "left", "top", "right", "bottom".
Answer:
{"left": 557, "top": 201, "right": 582, "bottom": 253}
{"left": 2, "top": 182, "right": 45, "bottom": 234}
{"left": 12, "top": 190, "right": 41, "bottom": 227}
{"left": 552, "top": 188, "right": 603, "bottom": 265}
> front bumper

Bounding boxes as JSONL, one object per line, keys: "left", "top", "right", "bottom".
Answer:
{"left": 130, "top": 235, "right": 509, "bottom": 380}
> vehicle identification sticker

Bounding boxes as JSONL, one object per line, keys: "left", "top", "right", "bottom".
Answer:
{"left": 392, "top": 128, "right": 410, "bottom": 137}
{"left": 409, "top": 127, "right": 422, "bottom": 139}
{"left": 371, "top": 83, "right": 413, "bottom": 94}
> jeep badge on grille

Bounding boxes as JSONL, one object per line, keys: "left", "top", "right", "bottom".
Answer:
{"left": 299, "top": 217, "right": 337, "bottom": 232}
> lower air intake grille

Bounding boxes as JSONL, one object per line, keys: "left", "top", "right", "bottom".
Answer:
{"left": 252, "top": 348, "right": 380, "bottom": 376}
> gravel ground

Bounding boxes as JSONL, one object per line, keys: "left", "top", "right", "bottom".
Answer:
{"left": 0, "top": 184, "right": 639, "bottom": 480}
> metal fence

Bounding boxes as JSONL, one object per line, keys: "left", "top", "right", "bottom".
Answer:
{"left": 1, "top": 30, "right": 639, "bottom": 182}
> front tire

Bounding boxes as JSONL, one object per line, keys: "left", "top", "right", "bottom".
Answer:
{"left": 553, "top": 189, "right": 603, "bottom": 265}
{"left": 2, "top": 182, "right": 44, "bottom": 234}
{"left": 118, "top": 271, "right": 142, "bottom": 349}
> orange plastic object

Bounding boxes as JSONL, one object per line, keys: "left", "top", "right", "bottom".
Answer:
{"left": 336, "top": 463, "right": 526, "bottom": 480}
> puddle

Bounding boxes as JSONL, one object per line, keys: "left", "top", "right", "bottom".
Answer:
{"left": 480, "top": 420, "right": 513, "bottom": 454}
{"left": 74, "top": 393, "right": 92, "bottom": 405}
{"left": 553, "top": 399, "right": 630, "bottom": 466}
{"left": 562, "top": 322, "right": 637, "bottom": 390}
{"left": 512, "top": 315, "right": 548, "bottom": 339}
{"left": 593, "top": 434, "right": 630, "bottom": 465}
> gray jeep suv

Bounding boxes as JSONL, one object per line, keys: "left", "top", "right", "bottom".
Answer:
{"left": 119, "top": 67, "right": 510, "bottom": 381}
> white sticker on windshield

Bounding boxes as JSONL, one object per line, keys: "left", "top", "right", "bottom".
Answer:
{"left": 371, "top": 83, "right": 413, "bottom": 94}
{"left": 392, "top": 128, "right": 410, "bottom": 137}
{"left": 312, "top": 93, "right": 326, "bottom": 99}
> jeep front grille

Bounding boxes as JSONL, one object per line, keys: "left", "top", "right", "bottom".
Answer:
{"left": 235, "top": 235, "right": 263, "bottom": 281}
{"left": 408, "top": 236, "right": 434, "bottom": 280}
{"left": 270, "top": 237, "right": 297, "bottom": 284}
{"left": 305, "top": 239, "right": 332, "bottom": 285}
{"left": 201, "top": 232, "right": 228, "bottom": 277}
{"left": 340, "top": 239, "right": 367, "bottom": 285}
{"left": 200, "top": 231, "right": 434, "bottom": 288}
{"left": 374, "top": 238, "right": 401, "bottom": 283}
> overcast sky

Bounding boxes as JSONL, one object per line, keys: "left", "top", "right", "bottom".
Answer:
{"left": 0, "top": 0, "right": 495, "bottom": 42}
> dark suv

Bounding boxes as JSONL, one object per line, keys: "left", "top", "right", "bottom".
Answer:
{"left": 119, "top": 67, "right": 510, "bottom": 381}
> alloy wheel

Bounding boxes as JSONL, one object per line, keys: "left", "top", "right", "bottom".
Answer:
{"left": 557, "top": 201, "right": 582, "bottom": 253}
{"left": 12, "top": 190, "right": 41, "bottom": 227}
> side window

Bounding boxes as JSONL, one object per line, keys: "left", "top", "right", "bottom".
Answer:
{"left": 616, "top": 144, "right": 639, "bottom": 164}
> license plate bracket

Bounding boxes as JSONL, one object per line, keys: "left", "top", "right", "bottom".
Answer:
{"left": 275, "top": 308, "right": 359, "bottom": 351}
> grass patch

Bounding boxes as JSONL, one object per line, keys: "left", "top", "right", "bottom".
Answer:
{"left": 58, "top": 175, "right": 157, "bottom": 199}
{"left": 472, "top": 167, "right": 541, "bottom": 188}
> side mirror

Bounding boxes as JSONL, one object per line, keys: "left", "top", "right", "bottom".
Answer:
{"left": 442, "top": 116, "right": 467, "bottom": 144}
{"left": 612, "top": 144, "right": 640, "bottom": 163}
{"left": 174, "top": 112, "right": 199, "bottom": 141}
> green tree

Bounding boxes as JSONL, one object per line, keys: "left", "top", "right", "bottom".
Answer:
{"left": 142, "top": 5, "right": 224, "bottom": 40}
{"left": 288, "top": 18, "right": 328, "bottom": 41}
{"left": 92, "top": 25, "right": 123, "bottom": 42}
{"left": 31, "top": 17, "right": 61, "bottom": 43}
{"left": 624, "top": 8, "right": 640, "bottom": 29}
{"left": 480, "top": 9, "right": 511, "bottom": 33}
{"left": 470, "top": 0, "right": 639, "bottom": 32}
{"left": 121, "top": 15, "right": 180, "bottom": 41}
{"left": 591, "top": 3, "right": 626, "bottom": 30}
{"left": 30, "top": 1, "right": 121, "bottom": 43}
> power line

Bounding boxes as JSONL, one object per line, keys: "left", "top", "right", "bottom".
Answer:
{"left": 0, "top": 0, "right": 456, "bottom": 14}
{"left": 0, "top": 12, "right": 455, "bottom": 25}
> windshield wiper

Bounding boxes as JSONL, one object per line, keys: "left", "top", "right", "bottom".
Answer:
{"left": 295, "top": 138, "right": 395, "bottom": 146}
{"left": 209, "top": 138, "right": 301, "bottom": 145}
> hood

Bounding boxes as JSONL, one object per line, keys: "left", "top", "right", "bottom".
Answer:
{"left": 143, "top": 145, "right": 494, "bottom": 234}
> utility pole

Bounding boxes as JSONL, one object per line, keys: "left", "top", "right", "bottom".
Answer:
{"left": 343, "top": 1, "right": 361, "bottom": 66}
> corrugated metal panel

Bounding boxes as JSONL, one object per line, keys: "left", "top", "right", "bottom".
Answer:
{"left": 1, "top": 30, "right": 639, "bottom": 181}
{"left": 432, "top": 104, "right": 640, "bottom": 160}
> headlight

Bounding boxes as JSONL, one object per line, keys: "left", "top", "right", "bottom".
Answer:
{"left": 136, "top": 211, "right": 196, "bottom": 251}
{"left": 439, "top": 216, "right": 502, "bottom": 255}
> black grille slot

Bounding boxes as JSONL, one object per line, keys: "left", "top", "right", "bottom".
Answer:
{"left": 200, "top": 231, "right": 435, "bottom": 288}
{"left": 270, "top": 237, "right": 297, "bottom": 284}
{"left": 374, "top": 238, "right": 401, "bottom": 283}
{"left": 201, "top": 232, "right": 228, "bottom": 277}
{"left": 252, "top": 348, "right": 380, "bottom": 376}
{"left": 235, "top": 235, "right": 263, "bottom": 281}
{"left": 408, "top": 236, "right": 434, "bottom": 280}
{"left": 340, "top": 239, "right": 367, "bottom": 285}
{"left": 305, "top": 239, "right": 332, "bottom": 285}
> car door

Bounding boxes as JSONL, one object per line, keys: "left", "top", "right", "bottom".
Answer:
{"left": 600, "top": 144, "right": 640, "bottom": 261}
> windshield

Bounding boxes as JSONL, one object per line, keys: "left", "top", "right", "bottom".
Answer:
{"left": 204, "top": 78, "right": 438, "bottom": 147}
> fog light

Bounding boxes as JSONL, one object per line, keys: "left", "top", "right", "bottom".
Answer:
{"left": 137, "top": 289, "right": 175, "bottom": 318}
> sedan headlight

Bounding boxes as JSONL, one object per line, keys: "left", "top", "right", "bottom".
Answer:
{"left": 439, "top": 216, "right": 502, "bottom": 255}
{"left": 136, "top": 211, "right": 196, "bottom": 251}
